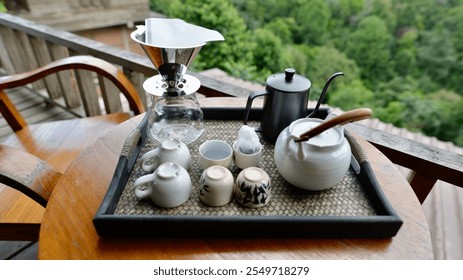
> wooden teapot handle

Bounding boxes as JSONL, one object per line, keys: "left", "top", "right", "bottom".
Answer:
{"left": 294, "top": 108, "right": 372, "bottom": 142}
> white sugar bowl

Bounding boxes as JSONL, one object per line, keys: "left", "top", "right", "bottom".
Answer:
{"left": 274, "top": 117, "right": 351, "bottom": 191}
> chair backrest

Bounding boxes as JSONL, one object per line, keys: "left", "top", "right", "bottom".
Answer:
{"left": 0, "top": 55, "right": 145, "bottom": 132}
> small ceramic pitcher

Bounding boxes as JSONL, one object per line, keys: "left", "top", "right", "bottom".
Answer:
{"left": 133, "top": 162, "right": 192, "bottom": 208}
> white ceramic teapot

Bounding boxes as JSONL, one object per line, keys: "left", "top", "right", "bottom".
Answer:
{"left": 274, "top": 109, "right": 372, "bottom": 191}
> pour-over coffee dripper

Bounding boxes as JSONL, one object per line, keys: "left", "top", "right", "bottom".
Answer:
{"left": 131, "top": 18, "right": 224, "bottom": 144}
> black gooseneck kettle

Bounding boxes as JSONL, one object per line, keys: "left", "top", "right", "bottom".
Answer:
{"left": 243, "top": 68, "right": 344, "bottom": 143}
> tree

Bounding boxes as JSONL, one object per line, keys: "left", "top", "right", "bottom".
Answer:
{"left": 361, "top": 0, "right": 397, "bottom": 32}
{"left": 262, "top": 17, "right": 298, "bottom": 44}
{"left": 303, "top": 46, "right": 360, "bottom": 99}
{"left": 280, "top": 44, "right": 311, "bottom": 80}
{"left": 232, "top": 0, "right": 293, "bottom": 29}
{"left": 393, "top": 29, "right": 418, "bottom": 77}
{"left": 293, "top": 0, "right": 331, "bottom": 45}
{"left": 427, "top": 90, "right": 463, "bottom": 145}
{"left": 248, "top": 28, "right": 285, "bottom": 79}
{"left": 327, "top": 0, "right": 363, "bottom": 48}
{"left": 162, "top": 0, "right": 253, "bottom": 72}
{"left": 439, "top": 6, "right": 463, "bottom": 93}
{"left": 344, "top": 16, "right": 393, "bottom": 87}
{"left": 416, "top": 26, "right": 457, "bottom": 88}
{"left": 0, "top": 1, "right": 6, "bottom": 13}
{"left": 329, "top": 79, "right": 374, "bottom": 111}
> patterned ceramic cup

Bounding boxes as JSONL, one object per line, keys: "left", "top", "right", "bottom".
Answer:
{"left": 199, "top": 165, "right": 234, "bottom": 206}
{"left": 234, "top": 167, "right": 271, "bottom": 208}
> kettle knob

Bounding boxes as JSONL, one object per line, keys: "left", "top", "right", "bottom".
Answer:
{"left": 285, "top": 68, "right": 296, "bottom": 81}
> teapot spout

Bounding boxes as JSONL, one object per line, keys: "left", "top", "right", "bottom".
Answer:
{"left": 296, "top": 141, "right": 307, "bottom": 161}
{"left": 308, "top": 72, "right": 345, "bottom": 118}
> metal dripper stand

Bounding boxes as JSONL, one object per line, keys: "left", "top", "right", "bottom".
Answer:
{"left": 131, "top": 18, "right": 224, "bottom": 144}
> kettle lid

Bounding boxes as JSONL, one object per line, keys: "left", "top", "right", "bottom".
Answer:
{"left": 266, "top": 68, "right": 311, "bottom": 92}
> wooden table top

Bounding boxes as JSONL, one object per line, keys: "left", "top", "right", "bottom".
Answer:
{"left": 38, "top": 98, "right": 433, "bottom": 259}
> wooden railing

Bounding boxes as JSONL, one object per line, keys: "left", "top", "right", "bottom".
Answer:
{"left": 1, "top": 13, "right": 462, "bottom": 203}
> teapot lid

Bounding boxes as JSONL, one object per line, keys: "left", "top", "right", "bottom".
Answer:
{"left": 266, "top": 68, "right": 311, "bottom": 93}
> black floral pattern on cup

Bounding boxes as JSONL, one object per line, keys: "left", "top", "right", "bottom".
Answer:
{"left": 199, "top": 173, "right": 208, "bottom": 199}
{"left": 235, "top": 181, "right": 271, "bottom": 207}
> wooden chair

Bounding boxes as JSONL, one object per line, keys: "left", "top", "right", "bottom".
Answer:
{"left": 0, "top": 55, "right": 145, "bottom": 241}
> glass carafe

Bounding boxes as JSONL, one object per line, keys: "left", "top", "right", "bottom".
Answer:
{"left": 147, "top": 90, "right": 204, "bottom": 145}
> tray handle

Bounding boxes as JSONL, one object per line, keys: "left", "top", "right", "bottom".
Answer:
{"left": 345, "top": 129, "right": 369, "bottom": 170}
{"left": 120, "top": 112, "right": 149, "bottom": 169}
{"left": 121, "top": 128, "right": 141, "bottom": 159}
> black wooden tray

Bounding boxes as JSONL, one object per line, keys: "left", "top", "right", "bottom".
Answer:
{"left": 93, "top": 107, "right": 402, "bottom": 238}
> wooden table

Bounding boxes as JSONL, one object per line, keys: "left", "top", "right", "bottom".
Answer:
{"left": 38, "top": 98, "right": 433, "bottom": 259}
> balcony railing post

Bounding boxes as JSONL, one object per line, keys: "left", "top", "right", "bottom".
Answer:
{"left": 407, "top": 172, "right": 439, "bottom": 204}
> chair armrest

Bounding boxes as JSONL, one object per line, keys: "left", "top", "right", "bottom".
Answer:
{"left": 0, "top": 144, "right": 62, "bottom": 207}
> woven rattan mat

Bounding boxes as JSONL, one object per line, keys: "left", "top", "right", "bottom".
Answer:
{"left": 114, "top": 120, "right": 376, "bottom": 217}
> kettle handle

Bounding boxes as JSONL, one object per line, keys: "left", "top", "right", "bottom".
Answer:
{"left": 243, "top": 90, "right": 268, "bottom": 124}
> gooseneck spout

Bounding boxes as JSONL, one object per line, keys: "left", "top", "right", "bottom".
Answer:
{"left": 307, "top": 72, "right": 345, "bottom": 118}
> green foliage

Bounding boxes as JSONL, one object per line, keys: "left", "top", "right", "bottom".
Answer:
{"left": 304, "top": 46, "right": 360, "bottom": 99}
{"left": 262, "top": 17, "right": 298, "bottom": 44}
{"left": 329, "top": 79, "right": 374, "bottom": 111}
{"left": 150, "top": 0, "right": 463, "bottom": 146}
{"left": 279, "top": 44, "right": 310, "bottom": 78}
{"left": 293, "top": 0, "right": 331, "bottom": 45}
{"left": 0, "top": 1, "right": 6, "bottom": 13}
{"left": 156, "top": 0, "right": 253, "bottom": 74}
{"left": 344, "top": 16, "right": 393, "bottom": 86}
{"left": 248, "top": 28, "right": 284, "bottom": 78}
{"left": 426, "top": 90, "right": 463, "bottom": 144}
{"left": 393, "top": 29, "right": 418, "bottom": 77}
{"left": 416, "top": 26, "right": 458, "bottom": 86}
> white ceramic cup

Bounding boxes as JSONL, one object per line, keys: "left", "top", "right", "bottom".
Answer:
{"left": 233, "top": 141, "right": 262, "bottom": 169}
{"left": 199, "top": 165, "right": 235, "bottom": 207}
{"left": 133, "top": 162, "right": 192, "bottom": 208}
{"left": 198, "top": 140, "right": 233, "bottom": 170}
{"left": 141, "top": 138, "right": 191, "bottom": 172}
{"left": 234, "top": 167, "right": 271, "bottom": 208}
